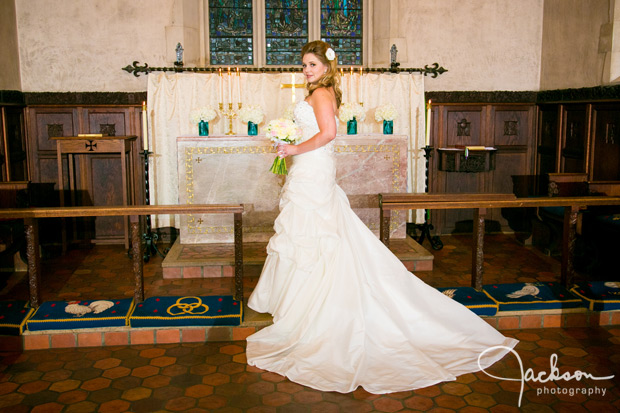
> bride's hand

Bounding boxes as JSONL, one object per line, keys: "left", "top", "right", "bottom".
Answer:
{"left": 277, "top": 144, "right": 298, "bottom": 158}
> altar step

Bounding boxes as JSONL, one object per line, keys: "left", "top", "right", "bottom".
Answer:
{"left": 161, "top": 237, "right": 434, "bottom": 279}
{"left": 14, "top": 306, "right": 620, "bottom": 352}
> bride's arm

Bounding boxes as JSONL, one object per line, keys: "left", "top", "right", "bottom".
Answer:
{"left": 278, "top": 88, "right": 336, "bottom": 157}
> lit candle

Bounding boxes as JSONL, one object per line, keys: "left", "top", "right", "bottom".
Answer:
{"left": 350, "top": 66, "right": 354, "bottom": 102}
{"left": 236, "top": 67, "right": 241, "bottom": 103}
{"left": 359, "top": 67, "right": 363, "bottom": 103}
{"left": 142, "top": 101, "right": 148, "bottom": 151}
{"left": 340, "top": 68, "right": 344, "bottom": 101}
{"left": 218, "top": 68, "right": 223, "bottom": 103}
{"left": 291, "top": 73, "right": 296, "bottom": 103}
{"left": 227, "top": 67, "right": 232, "bottom": 104}
{"left": 425, "top": 99, "right": 432, "bottom": 146}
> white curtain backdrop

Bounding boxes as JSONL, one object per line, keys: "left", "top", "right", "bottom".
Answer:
{"left": 147, "top": 72, "right": 426, "bottom": 228}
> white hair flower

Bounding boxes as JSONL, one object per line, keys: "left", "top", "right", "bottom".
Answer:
{"left": 325, "top": 48, "right": 335, "bottom": 61}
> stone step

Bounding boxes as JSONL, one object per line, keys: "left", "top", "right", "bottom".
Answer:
{"left": 162, "top": 237, "right": 434, "bottom": 279}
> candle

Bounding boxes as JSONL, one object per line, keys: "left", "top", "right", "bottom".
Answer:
{"left": 350, "top": 67, "right": 353, "bottom": 102}
{"left": 227, "top": 67, "right": 232, "bottom": 104}
{"left": 340, "top": 68, "right": 344, "bottom": 101}
{"left": 425, "top": 99, "right": 432, "bottom": 146}
{"left": 291, "top": 73, "right": 296, "bottom": 103}
{"left": 218, "top": 68, "right": 223, "bottom": 103}
{"left": 236, "top": 67, "right": 241, "bottom": 103}
{"left": 142, "top": 101, "right": 148, "bottom": 151}
{"left": 359, "top": 67, "right": 363, "bottom": 103}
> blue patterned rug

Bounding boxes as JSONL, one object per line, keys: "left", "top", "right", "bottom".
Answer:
{"left": 27, "top": 299, "right": 135, "bottom": 331}
{"left": 0, "top": 300, "right": 34, "bottom": 335}
{"left": 570, "top": 281, "right": 620, "bottom": 311}
{"left": 482, "top": 282, "right": 583, "bottom": 312}
{"left": 437, "top": 287, "right": 498, "bottom": 316}
{"left": 129, "top": 296, "right": 242, "bottom": 327}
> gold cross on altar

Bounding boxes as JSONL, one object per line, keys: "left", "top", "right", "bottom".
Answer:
{"left": 281, "top": 74, "right": 306, "bottom": 102}
{"left": 280, "top": 82, "right": 306, "bottom": 89}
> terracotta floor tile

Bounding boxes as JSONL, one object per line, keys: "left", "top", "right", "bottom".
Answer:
{"left": 1, "top": 236, "right": 619, "bottom": 411}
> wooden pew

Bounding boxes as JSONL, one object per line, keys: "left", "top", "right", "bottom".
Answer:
{"left": 379, "top": 193, "right": 620, "bottom": 290}
{"left": 0, "top": 204, "right": 245, "bottom": 308}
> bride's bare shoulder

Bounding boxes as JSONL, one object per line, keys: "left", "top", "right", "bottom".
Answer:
{"left": 308, "top": 87, "right": 337, "bottom": 109}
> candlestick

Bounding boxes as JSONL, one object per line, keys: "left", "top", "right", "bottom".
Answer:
{"left": 291, "top": 73, "right": 296, "bottom": 103}
{"left": 218, "top": 68, "right": 223, "bottom": 104}
{"left": 349, "top": 67, "right": 353, "bottom": 102}
{"left": 359, "top": 67, "right": 363, "bottom": 104}
{"left": 142, "top": 101, "right": 148, "bottom": 150}
{"left": 227, "top": 67, "right": 232, "bottom": 104}
{"left": 219, "top": 102, "right": 237, "bottom": 135}
{"left": 236, "top": 67, "right": 241, "bottom": 103}
{"left": 425, "top": 99, "right": 432, "bottom": 146}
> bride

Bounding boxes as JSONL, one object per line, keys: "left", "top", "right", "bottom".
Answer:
{"left": 246, "top": 40, "right": 518, "bottom": 394}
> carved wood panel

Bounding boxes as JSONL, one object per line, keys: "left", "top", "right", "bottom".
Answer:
{"left": 591, "top": 103, "right": 620, "bottom": 181}
{"left": 432, "top": 104, "right": 536, "bottom": 234}
{"left": 561, "top": 104, "right": 588, "bottom": 173}
{"left": 445, "top": 106, "right": 484, "bottom": 147}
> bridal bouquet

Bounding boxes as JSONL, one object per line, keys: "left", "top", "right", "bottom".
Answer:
{"left": 238, "top": 104, "right": 265, "bottom": 125}
{"left": 338, "top": 102, "right": 366, "bottom": 123}
{"left": 265, "top": 118, "right": 303, "bottom": 175}
{"left": 189, "top": 106, "right": 217, "bottom": 124}
{"left": 375, "top": 103, "right": 399, "bottom": 122}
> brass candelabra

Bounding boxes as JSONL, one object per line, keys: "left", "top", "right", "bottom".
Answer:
{"left": 219, "top": 102, "right": 240, "bottom": 135}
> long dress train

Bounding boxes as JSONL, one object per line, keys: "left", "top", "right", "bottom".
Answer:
{"left": 246, "top": 100, "right": 518, "bottom": 394}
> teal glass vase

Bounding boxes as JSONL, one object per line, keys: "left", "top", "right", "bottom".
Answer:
{"left": 248, "top": 122, "right": 258, "bottom": 136}
{"left": 347, "top": 118, "right": 357, "bottom": 135}
{"left": 198, "top": 120, "right": 209, "bottom": 136}
{"left": 383, "top": 120, "right": 393, "bottom": 134}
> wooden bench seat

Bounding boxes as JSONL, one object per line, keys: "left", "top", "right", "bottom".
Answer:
{"left": 379, "top": 193, "right": 620, "bottom": 290}
{"left": 0, "top": 204, "right": 245, "bottom": 307}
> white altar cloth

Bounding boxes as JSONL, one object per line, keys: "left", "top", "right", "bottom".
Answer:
{"left": 147, "top": 72, "right": 427, "bottom": 229}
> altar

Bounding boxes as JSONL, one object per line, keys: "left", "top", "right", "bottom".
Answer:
{"left": 177, "top": 134, "right": 409, "bottom": 243}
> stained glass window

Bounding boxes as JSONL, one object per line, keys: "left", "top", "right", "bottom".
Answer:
{"left": 265, "top": 0, "right": 308, "bottom": 65}
{"left": 321, "top": 0, "right": 363, "bottom": 65}
{"left": 209, "top": 0, "right": 254, "bottom": 65}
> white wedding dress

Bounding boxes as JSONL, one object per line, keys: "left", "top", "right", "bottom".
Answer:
{"left": 246, "top": 100, "right": 518, "bottom": 394}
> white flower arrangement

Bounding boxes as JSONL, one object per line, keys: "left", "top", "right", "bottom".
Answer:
{"left": 282, "top": 104, "right": 296, "bottom": 121}
{"left": 265, "top": 118, "right": 302, "bottom": 145}
{"left": 189, "top": 106, "right": 217, "bottom": 124}
{"left": 238, "top": 105, "right": 265, "bottom": 125}
{"left": 375, "top": 103, "right": 399, "bottom": 122}
{"left": 338, "top": 102, "right": 366, "bottom": 123}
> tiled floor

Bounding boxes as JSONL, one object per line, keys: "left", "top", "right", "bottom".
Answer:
{"left": 1, "top": 234, "right": 619, "bottom": 411}
{"left": 1, "top": 328, "right": 619, "bottom": 412}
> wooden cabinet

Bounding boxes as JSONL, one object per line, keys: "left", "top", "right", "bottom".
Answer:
{"left": 26, "top": 105, "right": 144, "bottom": 245}
{"left": 429, "top": 103, "right": 537, "bottom": 234}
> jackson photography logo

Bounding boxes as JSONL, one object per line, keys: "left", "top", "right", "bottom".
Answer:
{"left": 478, "top": 346, "right": 615, "bottom": 407}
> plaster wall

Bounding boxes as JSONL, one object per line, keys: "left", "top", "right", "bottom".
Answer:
{"left": 0, "top": 0, "right": 22, "bottom": 91}
{"left": 390, "top": 0, "right": 544, "bottom": 91}
{"left": 540, "top": 0, "right": 611, "bottom": 90}
{"left": 12, "top": 0, "right": 614, "bottom": 93}
{"left": 15, "top": 0, "right": 179, "bottom": 92}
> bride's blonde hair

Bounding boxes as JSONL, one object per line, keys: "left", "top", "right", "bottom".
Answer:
{"left": 301, "top": 41, "right": 342, "bottom": 108}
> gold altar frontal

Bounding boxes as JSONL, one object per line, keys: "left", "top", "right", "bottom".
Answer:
{"left": 161, "top": 236, "right": 433, "bottom": 279}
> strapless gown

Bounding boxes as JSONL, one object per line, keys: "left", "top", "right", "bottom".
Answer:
{"left": 246, "top": 100, "right": 518, "bottom": 394}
